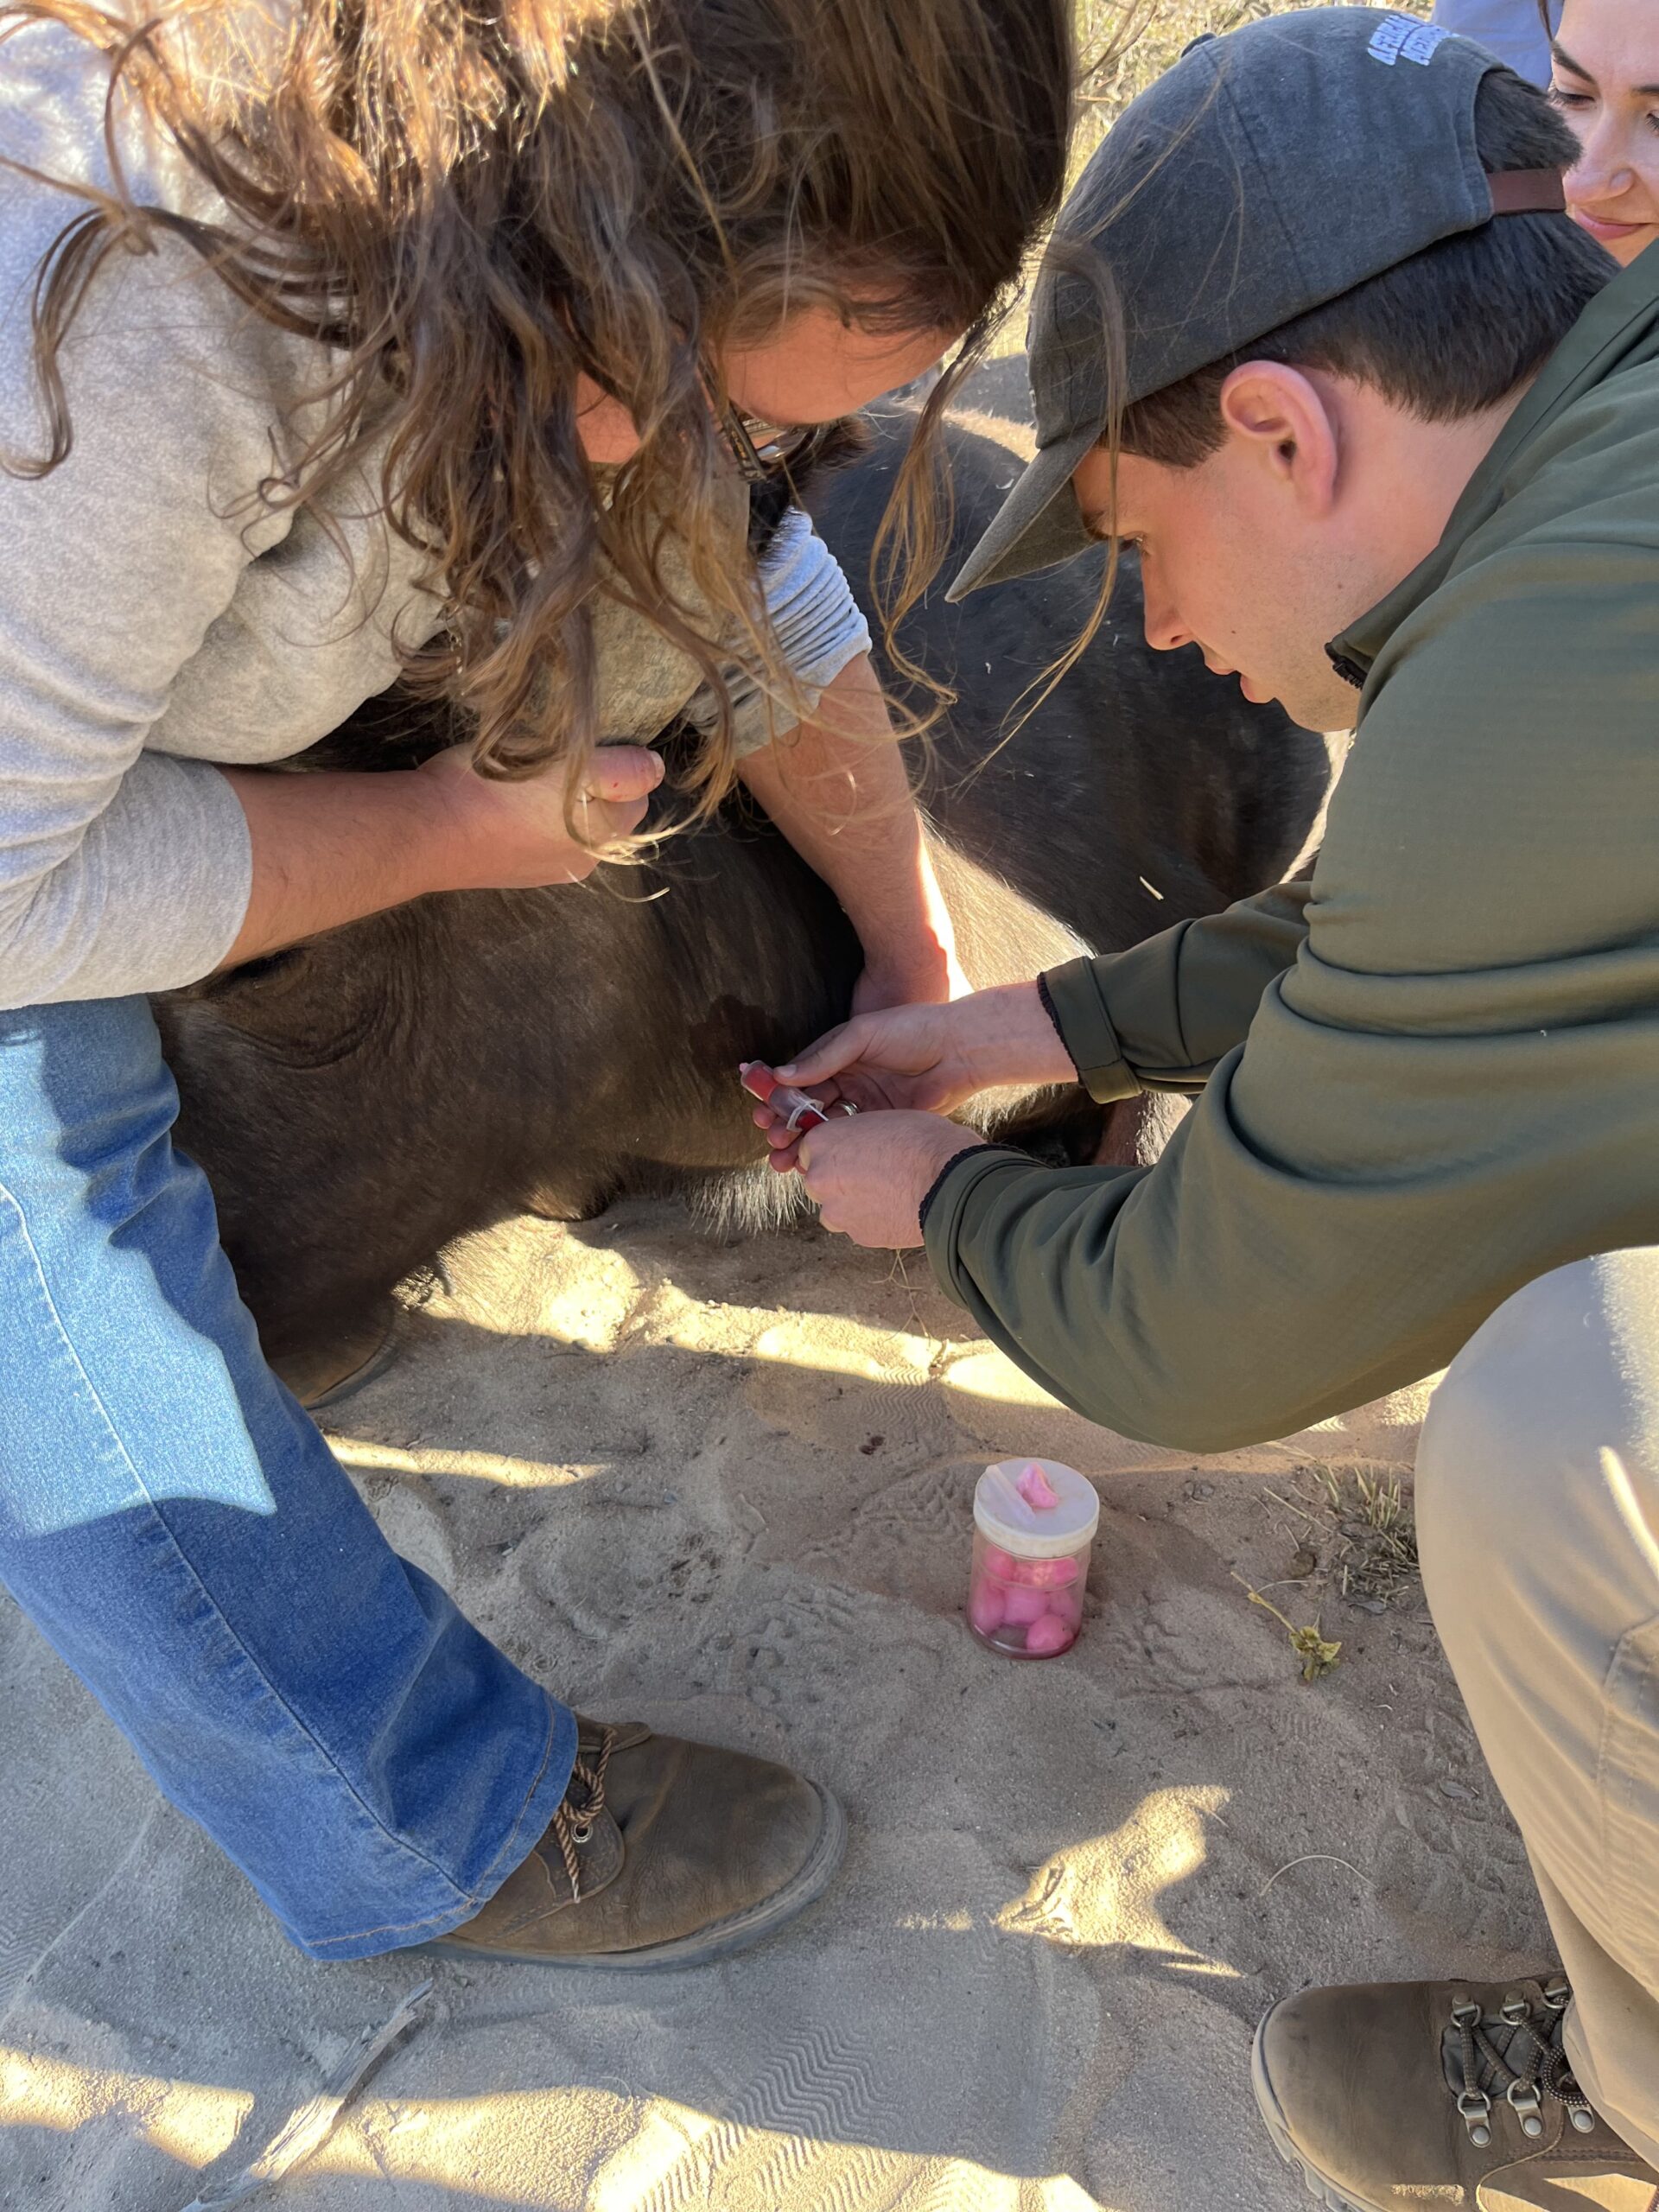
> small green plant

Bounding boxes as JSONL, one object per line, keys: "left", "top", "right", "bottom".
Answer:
{"left": 1232, "top": 1572, "right": 1343, "bottom": 1683}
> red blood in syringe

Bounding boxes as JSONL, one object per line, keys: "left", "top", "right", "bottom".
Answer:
{"left": 740, "top": 1061, "right": 858, "bottom": 1135}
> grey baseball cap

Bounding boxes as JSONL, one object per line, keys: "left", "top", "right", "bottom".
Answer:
{"left": 949, "top": 6, "right": 1567, "bottom": 601}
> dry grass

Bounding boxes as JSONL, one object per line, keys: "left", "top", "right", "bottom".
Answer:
{"left": 1074, "top": 0, "right": 1431, "bottom": 156}
{"left": 1263, "top": 1460, "right": 1422, "bottom": 1613}
{"left": 984, "top": 0, "right": 1430, "bottom": 359}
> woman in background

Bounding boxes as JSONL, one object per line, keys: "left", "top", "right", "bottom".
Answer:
{"left": 1428, "top": 0, "right": 1657, "bottom": 266}
{"left": 1548, "top": 0, "right": 1659, "bottom": 261}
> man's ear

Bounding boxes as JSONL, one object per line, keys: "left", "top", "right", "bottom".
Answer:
{"left": 1216, "top": 361, "right": 1339, "bottom": 516}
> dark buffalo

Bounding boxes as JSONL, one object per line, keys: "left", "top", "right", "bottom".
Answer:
{"left": 156, "top": 411, "right": 1330, "bottom": 1400}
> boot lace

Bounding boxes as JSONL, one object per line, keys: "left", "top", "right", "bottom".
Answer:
{"left": 549, "top": 1724, "right": 615, "bottom": 1902}
{"left": 1446, "top": 1978, "right": 1599, "bottom": 2147}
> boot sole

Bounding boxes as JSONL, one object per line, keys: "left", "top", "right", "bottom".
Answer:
{"left": 423, "top": 1781, "right": 848, "bottom": 1971}
{"left": 1251, "top": 2007, "right": 1378, "bottom": 2212}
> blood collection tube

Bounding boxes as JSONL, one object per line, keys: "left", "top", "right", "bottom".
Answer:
{"left": 740, "top": 1060, "right": 858, "bottom": 1135}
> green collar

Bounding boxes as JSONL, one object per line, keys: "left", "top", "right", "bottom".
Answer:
{"left": 1325, "top": 242, "right": 1659, "bottom": 690}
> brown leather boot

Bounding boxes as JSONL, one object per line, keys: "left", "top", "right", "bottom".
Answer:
{"left": 1253, "top": 1976, "right": 1659, "bottom": 2210}
{"left": 431, "top": 1718, "right": 846, "bottom": 1969}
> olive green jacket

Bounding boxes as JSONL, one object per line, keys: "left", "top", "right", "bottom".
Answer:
{"left": 923, "top": 249, "right": 1659, "bottom": 1452}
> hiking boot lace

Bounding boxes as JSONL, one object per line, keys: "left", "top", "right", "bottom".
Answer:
{"left": 549, "top": 1724, "right": 616, "bottom": 1902}
{"left": 1446, "top": 1978, "right": 1599, "bottom": 2146}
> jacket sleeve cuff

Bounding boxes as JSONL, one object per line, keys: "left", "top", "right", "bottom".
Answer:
{"left": 919, "top": 1144, "right": 1044, "bottom": 1309}
{"left": 1039, "top": 955, "right": 1143, "bottom": 1104}
{"left": 916, "top": 1141, "right": 1008, "bottom": 1238}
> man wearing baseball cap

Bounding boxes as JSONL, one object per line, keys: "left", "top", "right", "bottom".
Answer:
{"left": 754, "top": 8, "right": 1659, "bottom": 2201}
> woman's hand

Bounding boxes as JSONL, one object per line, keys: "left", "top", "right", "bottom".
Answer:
{"left": 219, "top": 741, "right": 665, "bottom": 972}
{"left": 421, "top": 742, "right": 664, "bottom": 890}
{"left": 851, "top": 941, "right": 973, "bottom": 1015}
{"left": 735, "top": 654, "right": 971, "bottom": 1017}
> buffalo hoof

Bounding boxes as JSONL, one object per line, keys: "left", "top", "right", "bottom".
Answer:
{"left": 523, "top": 1179, "right": 611, "bottom": 1224}
{"left": 273, "top": 1313, "right": 400, "bottom": 1411}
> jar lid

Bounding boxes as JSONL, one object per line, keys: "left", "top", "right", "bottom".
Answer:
{"left": 973, "top": 1459, "right": 1100, "bottom": 1559}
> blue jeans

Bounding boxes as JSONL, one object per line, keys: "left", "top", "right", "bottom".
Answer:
{"left": 0, "top": 995, "right": 576, "bottom": 1959}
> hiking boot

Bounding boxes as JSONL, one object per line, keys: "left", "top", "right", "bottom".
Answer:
{"left": 430, "top": 1718, "right": 846, "bottom": 1969}
{"left": 1252, "top": 1975, "right": 1659, "bottom": 2210}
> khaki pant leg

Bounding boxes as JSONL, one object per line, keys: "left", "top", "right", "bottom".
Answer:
{"left": 1414, "top": 1248, "right": 1659, "bottom": 2166}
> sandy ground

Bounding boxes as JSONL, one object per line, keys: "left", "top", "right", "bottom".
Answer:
{"left": 0, "top": 1190, "right": 1552, "bottom": 2212}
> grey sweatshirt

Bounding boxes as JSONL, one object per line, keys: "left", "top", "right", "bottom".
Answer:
{"left": 0, "top": 22, "right": 868, "bottom": 1009}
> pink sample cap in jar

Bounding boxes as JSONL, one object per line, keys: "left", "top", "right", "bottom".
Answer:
{"left": 967, "top": 1458, "right": 1100, "bottom": 1661}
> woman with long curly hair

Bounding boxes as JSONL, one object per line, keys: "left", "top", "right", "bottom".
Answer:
{"left": 0, "top": 0, "right": 1071, "bottom": 1966}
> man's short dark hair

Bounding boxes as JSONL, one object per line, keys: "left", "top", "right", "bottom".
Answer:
{"left": 1119, "top": 71, "right": 1612, "bottom": 467}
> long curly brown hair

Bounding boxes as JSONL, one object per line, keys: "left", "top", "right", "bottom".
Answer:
{"left": 2, "top": 0, "right": 1073, "bottom": 808}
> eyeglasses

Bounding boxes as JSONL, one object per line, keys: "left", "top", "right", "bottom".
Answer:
{"left": 700, "top": 363, "right": 830, "bottom": 484}
{"left": 719, "top": 403, "right": 831, "bottom": 483}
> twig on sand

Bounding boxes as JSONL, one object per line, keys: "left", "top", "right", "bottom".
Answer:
{"left": 1259, "top": 1853, "right": 1370, "bottom": 1900}
{"left": 176, "top": 1979, "right": 435, "bottom": 2210}
{"left": 886, "top": 1248, "right": 946, "bottom": 1369}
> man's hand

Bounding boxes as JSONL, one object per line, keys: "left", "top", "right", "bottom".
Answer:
{"left": 796, "top": 1111, "right": 985, "bottom": 1248}
{"left": 753, "top": 980, "right": 1074, "bottom": 1167}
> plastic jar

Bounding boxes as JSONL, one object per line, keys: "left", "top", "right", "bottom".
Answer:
{"left": 967, "top": 1458, "right": 1099, "bottom": 1659}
